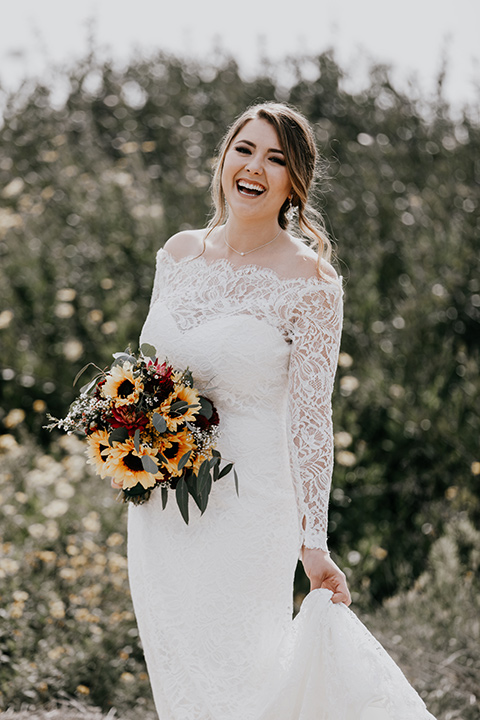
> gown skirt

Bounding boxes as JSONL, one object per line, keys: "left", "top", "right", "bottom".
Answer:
{"left": 127, "top": 250, "right": 436, "bottom": 720}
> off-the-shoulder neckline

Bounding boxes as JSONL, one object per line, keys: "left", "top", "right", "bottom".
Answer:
{"left": 159, "top": 248, "right": 343, "bottom": 290}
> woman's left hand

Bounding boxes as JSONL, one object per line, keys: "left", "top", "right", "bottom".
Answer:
{"left": 301, "top": 547, "right": 352, "bottom": 606}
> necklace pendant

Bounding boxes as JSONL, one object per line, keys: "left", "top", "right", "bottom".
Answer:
{"left": 240, "top": 252, "right": 245, "bottom": 256}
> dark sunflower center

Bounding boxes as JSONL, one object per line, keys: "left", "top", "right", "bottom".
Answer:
{"left": 163, "top": 442, "right": 179, "bottom": 459}
{"left": 117, "top": 379, "right": 135, "bottom": 398}
{"left": 122, "top": 453, "right": 144, "bottom": 472}
{"left": 99, "top": 443, "right": 108, "bottom": 462}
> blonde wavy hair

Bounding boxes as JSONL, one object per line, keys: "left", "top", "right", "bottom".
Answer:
{"left": 205, "top": 101, "right": 332, "bottom": 273}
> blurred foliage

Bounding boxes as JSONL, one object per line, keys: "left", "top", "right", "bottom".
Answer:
{"left": 0, "top": 432, "right": 156, "bottom": 717}
{"left": 0, "top": 49, "right": 479, "bottom": 608}
{"left": 0, "top": 432, "right": 477, "bottom": 716}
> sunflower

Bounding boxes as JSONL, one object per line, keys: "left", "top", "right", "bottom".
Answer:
{"left": 101, "top": 362, "right": 143, "bottom": 407}
{"left": 161, "top": 429, "right": 196, "bottom": 477}
{"left": 85, "top": 430, "right": 112, "bottom": 478}
{"left": 160, "top": 384, "right": 201, "bottom": 431}
{"left": 104, "top": 437, "right": 163, "bottom": 490}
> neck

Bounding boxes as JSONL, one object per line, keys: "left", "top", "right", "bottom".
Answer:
{"left": 223, "top": 218, "right": 282, "bottom": 254}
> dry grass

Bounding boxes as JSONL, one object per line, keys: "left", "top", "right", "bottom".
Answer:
{"left": 0, "top": 701, "right": 114, "bottom": 719}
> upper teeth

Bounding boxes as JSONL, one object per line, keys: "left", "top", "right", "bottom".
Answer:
{"left": 238, "top": 181, "right": 265, "bottom": 192}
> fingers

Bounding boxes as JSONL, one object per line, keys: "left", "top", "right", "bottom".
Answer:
{"left": 331, "top": 589, "right": 352, "bottom": 606}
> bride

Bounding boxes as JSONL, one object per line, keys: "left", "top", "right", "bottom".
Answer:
{"left": 126, "top": 102, "right": 436, "bottom": 719}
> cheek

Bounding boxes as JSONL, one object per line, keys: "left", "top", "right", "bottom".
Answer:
{"left": 221, "top": 155, "right": 236, "bottom": 189}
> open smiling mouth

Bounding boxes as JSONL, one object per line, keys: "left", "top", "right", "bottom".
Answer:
{"left": 236, "top": 180, "right": 266, "bottom": 197}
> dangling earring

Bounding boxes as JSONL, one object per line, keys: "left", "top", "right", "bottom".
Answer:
{"left": 286, "top": 198, "right": 296, "bottom": 222}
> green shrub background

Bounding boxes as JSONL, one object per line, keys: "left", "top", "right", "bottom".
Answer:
{"left": 0, "top": 50, "right": 479, "bottom": 716}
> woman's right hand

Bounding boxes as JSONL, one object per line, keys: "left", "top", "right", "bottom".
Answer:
{"left": 301, "top": 546, "right": 352, "bottom": 606}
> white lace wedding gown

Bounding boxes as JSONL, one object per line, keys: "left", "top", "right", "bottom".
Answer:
{"left": 127, "top": 248, "right": 435, "bottom": 720}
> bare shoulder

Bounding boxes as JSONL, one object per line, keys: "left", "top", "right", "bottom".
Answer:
{"left": 162, "top": 229, "right": 205, "bottom": 260}
{"left": 285, "top": 237, "right": 338, "bottom": 282}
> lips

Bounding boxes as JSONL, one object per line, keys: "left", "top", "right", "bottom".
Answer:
{"left": 236, "top": 180, "right": 266, "bottom": 197}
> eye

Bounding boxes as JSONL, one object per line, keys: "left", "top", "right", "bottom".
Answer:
{"left": 270, "top": 156, "right": 286, "bottom": 166}
{"left": 235, "top": 145, "right": 251, "bottom": 155}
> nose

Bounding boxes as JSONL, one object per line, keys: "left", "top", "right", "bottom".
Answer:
{"left": 244, "top": 153, "right": 263, "bottom": 175}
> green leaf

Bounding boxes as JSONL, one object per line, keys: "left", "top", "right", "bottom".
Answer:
{"left": 112, "top": 352, "right": 136, "bottom": 365}
{"left": 74, "top": 361, "right": 104, "bottom": 388}
{"left": 218, "top": 462, "right": 234, "bottom": 479}
{"left": 182, "top": 368, "right": 194, "bottom": 387}
{"left": 140, "top": 342, "right": 157, "bottom": 358}
{"left": 212, "top": 449, "right": 221, "bottom": 458}
{"left": 177, "top": 450, "right": 192, "bottom": 472}
{"left": 175, "top": 477, "right": 189, "bottom": 524}
{"left": 197, "top": 459, "right": 210, "bottom": 495}
{"left": 141, "top": 455, "right": 159, "bottom": 474}
{"left": 186, "top": 473, "right": 202, "bottom": 511}
{"left": 133, "top": 428, "right": 141, "bottom": 454}
{"left": 199, "top": 475, "right": 212, "bottom": 514}
{"left": 234, "top": 469, "right": 239, "bottom": 497}
{"left": 79, "top": 372, "right": 104, "bottom": 395}
{"left": 108, "top": 428, "right": 129, "bottom": 446}
{"left": 161, "top": 485, "right": 168, "bottom": 510}
{"left": 152, "top": 413, "right": 167, "bottom": 433}
{"left": 209, "top": 456, "right": 220, "bottom": 470}
{"left": 171, "top": 399, "right": 201, "bottom": 415}
{"left": 198, "top": 397, "right": 213, "bottom": 419}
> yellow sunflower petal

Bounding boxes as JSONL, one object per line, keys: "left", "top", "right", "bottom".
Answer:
{"left": 101, "top": 362, "right": 143, "bottom": 407}
{"left": 161, "top": 385, "right": 201, "bottom": 431}
{"left": 160, "top": 429, "right": 196, "bottom": 477}
{"left": 104, "top": 437, "right": 162, "bottom": 490}
{"left": 86, "top": 430, "right": 112, "bottom": 479}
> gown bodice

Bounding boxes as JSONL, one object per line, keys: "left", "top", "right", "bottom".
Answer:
{"left": 139, "top": 248, "right": 344, "bottom": 552}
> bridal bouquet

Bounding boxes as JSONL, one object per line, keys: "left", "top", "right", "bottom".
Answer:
{"left": 46, "top": 343, "right": 237, "bottom": 523}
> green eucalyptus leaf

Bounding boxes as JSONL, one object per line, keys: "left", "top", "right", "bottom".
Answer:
{"left": 218, "top": 462, "right": 234, "bottom": 479}
{"left": 141, "top": 455, "right": 159, "bottom": 474}
{"left": 152, "top": 413, "right": 167, "bottom": 433}
{"left": 108, "top": 428, "right": 129, "bottom": 446}
{"left": 140, "top": 342, "right": 157, "bottom": 358}
{"left": 234, "top": 469, "right": 239, "bottom": 497}
{"left": 198, "top": 397, "right": 213, "bottom": 419}
{"left": 177, "top": 450, "right": 192, "bottom": 472}
{"left": 197, "top": 459, "right": 211, "bottom": 495}
{"left": 79, "top": 373, "right": 104, "bottom": 395}
{"left": 199, "top": 475, "right": 212, "bottom": 514}
{"left": 112, "top": 352, "right": 136, "bottom": 365}
{"left": 209, "top": 456, "right": 220, "bottom": 470}
{"left": 182, "top": 368, "right": 194, "bottom": 387}
{"left": 133, "top": 428, "right": 141, "bottom": 454}
{"left": 186, "top": 473, "right": 202, "bottom": 511}
{"left": 161, "top": 486, "right": 168, "bottom": 510}
{"left": 175, "top": 477, "right": 189, "bottom": 524}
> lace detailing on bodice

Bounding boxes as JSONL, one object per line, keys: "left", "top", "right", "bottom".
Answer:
{"left": 146, "top": 249, "right": 343, "bottom": 551}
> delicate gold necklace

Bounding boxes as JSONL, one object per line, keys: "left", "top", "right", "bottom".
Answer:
{"left": 223, "top": 226, "right": 283, "bottom": 257}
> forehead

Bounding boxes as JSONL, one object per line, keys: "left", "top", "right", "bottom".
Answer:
{"left": 233, "top": 118, "right": 282, "bottom": 148}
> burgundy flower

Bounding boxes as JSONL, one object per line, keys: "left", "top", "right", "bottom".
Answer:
{"left": 143, "top": 362, "right": 175, "bottom": 406}
{"left": 109, "top": 405, "right": 149, "bottom": 433}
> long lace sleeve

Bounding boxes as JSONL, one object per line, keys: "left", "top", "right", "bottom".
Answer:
{"left": 287, "top": 280, "right": 343, "bottom": 552}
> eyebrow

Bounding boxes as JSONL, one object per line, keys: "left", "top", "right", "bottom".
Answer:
{"left": 234, "top": 139, "right": 284, "bottom": 155}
